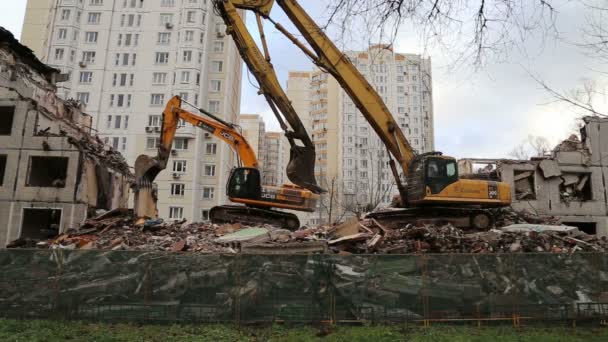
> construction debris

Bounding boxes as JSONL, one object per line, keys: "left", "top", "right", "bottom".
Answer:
{"left": 7, "top": 207, "right": 608, "bottom": 254}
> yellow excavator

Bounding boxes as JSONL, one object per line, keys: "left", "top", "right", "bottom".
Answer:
{"left": 213, "top": 0, "right": 512, "bottom": 229}
{"left": 135, "top": 96, "right": 318, "bottom": 229}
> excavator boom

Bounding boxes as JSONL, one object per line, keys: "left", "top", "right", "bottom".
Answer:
{"left": 216, "top": 0, "right": 511, "bottom": 229}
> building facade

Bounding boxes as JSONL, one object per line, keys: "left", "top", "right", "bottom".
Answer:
{"left": 0, "top": 27, "right": 131, "bottom": 246}
{"left": 459, "top": 117, "right": 608, "bottom": 236}
{"left": 23, "top": 0, "right": 243, "bottom": 221}
{"left": 262, "top": 132, "right": 289, "bottom": 186}
{"left": 288, "top": 45, "right": 434, "bottom": 225}
{"left": 238, "top": 114, "right": 266, "bottom": 168}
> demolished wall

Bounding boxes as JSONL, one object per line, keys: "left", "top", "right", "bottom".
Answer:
{"left": 460, "top": 117, "right": 608, "bottom": 236}
{"left": 0, "top": 27, "right": 132, "bottom": 247}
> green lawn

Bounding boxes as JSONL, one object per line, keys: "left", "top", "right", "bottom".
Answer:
{"left": 0, "top": 319, "right": 607, "bottom": 341}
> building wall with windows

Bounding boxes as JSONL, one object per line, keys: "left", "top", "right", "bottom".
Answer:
{"left": 262, "top": 132, "right": 289, "bottom": 186}
{"left": 238, "top": 114, "right": 266, "bottom": 169}
{"left": 27, "top": 0, "right": 243, "bottom": 222}
{"left": 288, "top": 45, "right": 434, "bottom": 225}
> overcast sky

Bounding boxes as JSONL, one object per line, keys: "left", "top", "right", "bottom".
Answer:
{"left": 3, "top": 0, "right": 606, "bottom": 159}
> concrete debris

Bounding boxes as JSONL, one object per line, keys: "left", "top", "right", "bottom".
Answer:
{"left": 538, "top": 159, "right": 562, "bottom": 178}
{"left": 7, "top": 208, "right": 608, "bottom": 254}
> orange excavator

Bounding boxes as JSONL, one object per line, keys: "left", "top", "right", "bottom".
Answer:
{"left": 134, "top": 96, "right": 318, "bottom": 229}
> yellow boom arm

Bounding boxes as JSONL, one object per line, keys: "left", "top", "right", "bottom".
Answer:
{"left": 217, "top": 0, "right": 415, "bottom": 199}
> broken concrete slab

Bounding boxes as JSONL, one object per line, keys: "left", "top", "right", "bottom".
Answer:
{"left": 499, "top": 224, "right": 580, "bottom": 235}
{"left": 215, "top": 227, "right": 269, "bottom": 243}
{"left": 539, "top": 159, "right": 562, "bottom": 178}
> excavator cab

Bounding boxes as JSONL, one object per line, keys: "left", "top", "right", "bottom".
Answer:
{"left": 407, "top": 153, "right": 459, "bottom": 202}
{"left": 227, "top": 167, "right": 262, "bottom": 200}
{"left": 425, "top": 156, "right": 459, "bottom": 194}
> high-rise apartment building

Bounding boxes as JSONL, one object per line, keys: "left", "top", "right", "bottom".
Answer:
{"left": 288, "top": 45, "right": 434, "bottom": 225}
{"left": 238, "top": 114, "right": 266, "bottom": 168}
{"left": 24, "top": 0, "right": 243, "bottom": 222}
{"left": 262, "top": 132, "right": 289, "bottom": 186}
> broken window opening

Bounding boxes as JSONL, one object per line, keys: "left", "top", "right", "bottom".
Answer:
{"left": 20, "top": 208, "right": 61, "bottom": 240}
{"left": 560, "top": 172, "right": 592, "bottom": 202}
{"left": 26, "top": 156, "right": 69, "bottom": 187}
{"left": 514, "top": 170, "right": 536, "bottom": 200}
{"left": 0, "top": 154, "right": 6, "bottom": 186}
{"left": 0, "top": 106, "right": 15, "bottom": 135}
{"left": 563, "top": 221, "right": 596, "bottom": 235}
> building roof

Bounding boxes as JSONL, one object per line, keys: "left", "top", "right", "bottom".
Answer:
{"left": 0, "top": 26, "right": 58, "bottom": 77}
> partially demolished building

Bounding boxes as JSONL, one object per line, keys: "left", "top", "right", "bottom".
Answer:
{"left": 0, "top": 28, "right": 132, "bottom": 247}
{"left": 460, "top": 116, "right": 608, "bottom": 236}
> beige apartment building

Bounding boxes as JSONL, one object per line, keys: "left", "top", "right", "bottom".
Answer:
{"left": 238, "top": 114, "right": 266, "bottom": 167}
{"left": 22, "top": 0, "right": 243, "bottom": 222}
{"left": 262, "top": 132, "right": 289, "bottom": 186}
{"left": 288, "top": 45, "right": 434, "bottom": 225}
{"left": 20, "top": 0, "right": 54, "bottom": 58}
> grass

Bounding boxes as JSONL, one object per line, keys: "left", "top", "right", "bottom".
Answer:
{"left": 0, "top": 319, "right": 607, "bottom": 341}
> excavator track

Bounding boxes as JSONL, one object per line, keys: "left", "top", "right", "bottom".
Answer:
{"left": 366, "top": 207, "right": 496, "bottom": 230}
{"left": 210, "top": 205, "right": 300, "bottom": 230}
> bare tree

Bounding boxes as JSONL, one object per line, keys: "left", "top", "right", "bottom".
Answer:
{"left": 534, "top": 76, "right": 607, "bottom": 117}
{"left": 509, "top": 135, "right": 551, "bottom": 160}
{"left": 324, "top": 0, "right": 557, "bottom": 67}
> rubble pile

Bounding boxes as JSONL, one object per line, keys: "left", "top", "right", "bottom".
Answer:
{"left": 10, "top": 207, "right": 608, "bottom": 254}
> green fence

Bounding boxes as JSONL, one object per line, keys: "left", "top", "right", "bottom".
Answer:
{"left": 0, "top": 250, "right": 606, "bottom": 324}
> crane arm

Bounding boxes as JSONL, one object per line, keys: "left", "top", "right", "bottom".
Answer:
{"left": 214, "top": 1, "right": 324, "bottom": 194}
{"left": 157, "top": 96, "right": 259, "bottom": 169}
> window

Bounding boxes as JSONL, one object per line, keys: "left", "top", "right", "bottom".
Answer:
{"left": 210, "top": 80, "right": 222, "bottom": 92}
{"left": 183, "top": 50, "right": 192, "bottom": 62}
{"left": 106, "top": 115, "right": 112, "bottom": 129}
{"left": 153, "top": 72, "right": 167, "bottom": 84}
{"left": 213, "top": 41, "right": 224, "bottom": 52}
{"left": 202, "top": 187, "right": 215, "bottom": 199}
{"left": 158, "top": 32, "right": 171, "bottom": 44}
{"left": 76, "top": 92, "right": 90, "bottom": 104}
{"left": 211, "top": 60, "right": 223, "bottom": 72}
{"left": 84, "top": 31, "right": 98, "bottom": 43}
{"left": 174, "top": 138, "right": 189, "bottom": 150}
{"left": 79, "top": 71, "right": 92, "bottom": 84}
{"left": 0, "top": 154, "right": 6, "bottom": 186}
{"left": 155, "top": 52, "right": 169, "bottom": 64}
{"left": 114, "top": 115, "right": 122, "bottom": 129}
{"left": 173, "top": 160, "right": 187, "bottom": 173}
{"left": 208, "top": 100, "right": 220, "bottom": 113}
{"left": 148, "top": 115, "right": 161, "bottom": 127}
{"left": 69, "top": 50, "right": 75, "bottom": 62}
{"left": 26, "top": 157, "right": 69, "bottom": 187}
{"left": 61, "top": 9, "right": 70, "bottom": 21}
{"left": 90, "top": 0, "right": 103, "bottom": 5}
{"left": 181, "top": 71, "right": 190, "bottom": 83}
{"left": 171, "top": 183, "right": 185, "bottom": 196}
{"left": 201, "top": 210, "right": 210, "bottom": 221}
{"left": 82, "top": 51, "right": 96, "bottom": 63}
{"left": 0, "top": 106, "right": 15, "bottom": 135}
{"left": 146, "top": 137, "right": 160, "bottom": 149}
{"left": 58, "top": 28, "right": 67, "bottom": 40}
{"left": 161, "top": 0, "right": 176, "bottom": 6}
{"left": 87, "top": 12, "right": 101, "bottom": 24}
{"left": 160, "top": 13, "right": 173, "bottom": 25}
{"left": 185, "top": 30, "right": 194, "bottom": 42}
{"left": 205, "top": 143, "right": 217, "bottom": 155}
{"left": 150, "top": 94, "right": 164, "bottom": 105}
{"left": 169, "top": 207, "right": 184, "bottom": 220}
{"left": 121, "top": 137, "right": 127, "bottom": 151}
{"left": 54, "top": 48, "right": 64, "bottom": 61}
{"left": 179, "top": 92, "right": 189, "bottom": 101}
{"left": 186, "top": 11, "right": 195, "bottom": 23}
{"left": 204, "top": 164, "right": 216, "bottom": 176}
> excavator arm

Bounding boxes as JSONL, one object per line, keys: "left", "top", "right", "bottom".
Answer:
{"left": 216, "top": 0, "right": 414, "bottom": 200}
{"left": 214, "top": 1, "right": 324, "bottom": 194}
{"left": 135, "top": 96, "right": 258, "bottom": 184}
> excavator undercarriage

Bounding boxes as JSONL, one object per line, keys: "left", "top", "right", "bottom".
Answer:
{"left": 210, "top": 205, "right": 300, "bottom": 230}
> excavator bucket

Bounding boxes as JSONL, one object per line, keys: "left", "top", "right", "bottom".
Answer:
{"left": 286, "top": 145, "right": 326, "bottom": 194}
